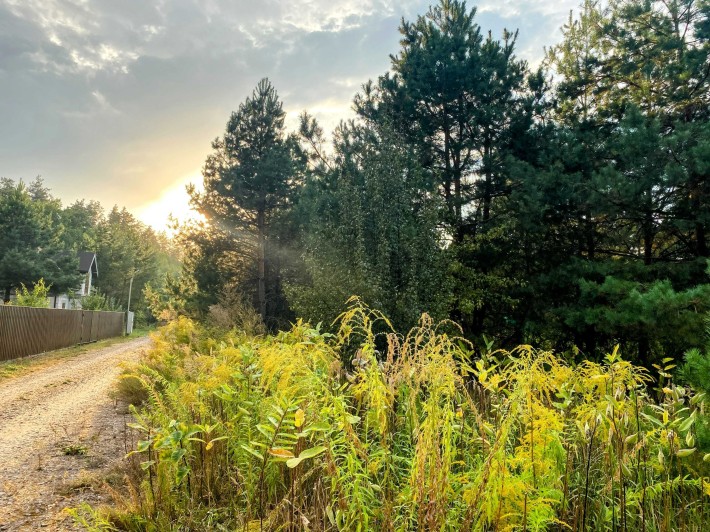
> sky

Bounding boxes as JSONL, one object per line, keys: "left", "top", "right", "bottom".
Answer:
{"left": 0, "top": 0, "right": 581, "bottom": 232}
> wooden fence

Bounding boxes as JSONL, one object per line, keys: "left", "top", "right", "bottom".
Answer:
{"left": 0, "top": 306, "right": 125, "bottom": 361}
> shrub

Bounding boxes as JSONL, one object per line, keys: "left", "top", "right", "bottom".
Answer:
{"left": 207, "top": 284, "right": 265, "bottom": 336}
{"left": 13, "top": 278, "right": 51, "bottom": 308}
{"left": 81, "top": 289, "right": 123, "bottom": 311}
{"left": 85, "top": 298, "right": 709, "bottom": 531}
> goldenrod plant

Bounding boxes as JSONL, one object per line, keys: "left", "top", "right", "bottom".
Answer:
{"left": 97, "top": 298, "right": 708, "bottom": 531}
{"left": 13, "top": 278, "right": 51, "bottom": 307}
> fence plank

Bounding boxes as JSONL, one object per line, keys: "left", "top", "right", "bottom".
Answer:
{"left": 0, "top": 306, "right": 125, "bottom": 361}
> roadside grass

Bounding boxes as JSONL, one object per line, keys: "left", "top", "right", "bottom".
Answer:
{"left": 99, "top": 304, "right": 709, "bottom": 531}
{"left": 0, "top": 327, "right": 154, "bottom": 382}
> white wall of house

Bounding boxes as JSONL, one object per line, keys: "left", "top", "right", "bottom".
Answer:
{"left": 52, "top": 293, "right": 78, "bottom": 309}
{"left": 85, "top": 271, "right": 92, "bottom": 295}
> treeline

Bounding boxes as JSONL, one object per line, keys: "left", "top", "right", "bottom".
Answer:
{"left": 0, "top": 177, "right": 179, "bottom": 322}
{"left": 162, "top": 0, "right": 709, "bottom": 365}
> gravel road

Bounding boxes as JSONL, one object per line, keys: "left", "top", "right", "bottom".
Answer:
{"left": 0, "top": 337, "right": 150, "bottom": 531}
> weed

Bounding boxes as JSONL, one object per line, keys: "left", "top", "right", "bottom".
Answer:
{"left": 62, "top": 444, "right": 89, "bottom": 456}
{"left": 88, "top": 299, "right": 709, "bottom": 530}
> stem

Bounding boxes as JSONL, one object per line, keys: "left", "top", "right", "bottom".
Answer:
{"left": 635, "top": 391, "right": 645, "bottom": 532}
{"left": 259, "top": 406, "right": 288, "bottom": 531}
{"left": 582, "top": 420, "right": 598, "bottom": 532}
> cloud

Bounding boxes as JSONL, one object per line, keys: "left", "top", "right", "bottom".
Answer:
{"left": 0, "top": 0, "right": 583, "bottom": 230}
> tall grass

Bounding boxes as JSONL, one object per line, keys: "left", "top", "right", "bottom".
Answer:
{"left": 100, "top": 297, "right": 708, "bottom": 531}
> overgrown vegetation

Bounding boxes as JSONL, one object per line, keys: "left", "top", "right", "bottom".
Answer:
{"left": 12, "top": 278, "right": 51, "bottom": 308}
{"left": 92, "top": 299, "right": 710, "bottom": 531}
{"left": 81, "top": 289, "right": 124, "bottom": 312}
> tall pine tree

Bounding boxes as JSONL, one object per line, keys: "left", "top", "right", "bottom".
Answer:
{"left": 190, "top": 79, "right": 304, "bottom": 324}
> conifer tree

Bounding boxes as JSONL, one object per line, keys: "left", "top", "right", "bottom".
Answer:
{"left": 0, "top": 178, "right": 79, "bottom": 302}
{"left": 356, "top": 0, "right": 527, "bottom": 241}
{"left": 191, "top": 79, "right": 303, "bottom": 323}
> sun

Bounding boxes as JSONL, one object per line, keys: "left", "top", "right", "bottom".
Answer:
{"left": 136, "top": 173, "right": 204, "bottom": 234}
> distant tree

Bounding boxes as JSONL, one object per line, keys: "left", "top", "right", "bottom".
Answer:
{"left": 60, "top": 199, "right": 104, "bottom": 252}
{"left": 189, "top": 78, "right": 304, "bottom": 324}
{"left": 93, "top": 206, "right": 179, "bottom": 318}
{"left": 0, "top": 179, "right": 79, "bottom": 302}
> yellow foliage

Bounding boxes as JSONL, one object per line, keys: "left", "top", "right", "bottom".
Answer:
{"left": 112, "top": 303, "right": 709, "bottom": 532}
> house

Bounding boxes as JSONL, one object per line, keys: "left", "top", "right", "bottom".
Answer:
{"left": 53, "top": 251, "right": 98, "bottom": 309}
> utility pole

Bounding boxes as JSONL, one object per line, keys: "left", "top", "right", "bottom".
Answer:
{"left": 127, "top": 269, "right": 140, "bottom": 313}
{"left": 126, "top": 269, "right": 140, "bottom": 335}
{"left": 126, "top": 270, "right": 138, "bottom": 312}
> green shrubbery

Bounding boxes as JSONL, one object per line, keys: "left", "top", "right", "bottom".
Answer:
{"left": 82, "top": 299, "right": 710, "bottom": 531}
{"left": 12, "top": 278, "right": 50, "bottom": 308}
{"left": 81, "top": 289, "right": 123, "bottom": 312}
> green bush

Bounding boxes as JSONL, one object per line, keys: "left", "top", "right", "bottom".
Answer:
{"left": 13, "top": 279, "right": 50, "bottom": 308}
{"left": 82, "top": 299, "right": 709, "bottom": 531}
{"left": 81, "top": 289, "right": 123, "bottom": 311}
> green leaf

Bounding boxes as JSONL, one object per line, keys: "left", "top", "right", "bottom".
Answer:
{"left": 640, "top": 412, "right": 663, "bottom": 427}
{"left": 176, "top": 465, "right": 189, "bottom": 484}
{"left": 305, "top": 422, "right": 330, "bottom": 433}
{"left": 286, "top": 445, "right": 327, "bottom": 469}
{"left": 241, "top": 444, "right": 264, "bottom": 461}
{"left": 325, "top": 506, "right": 336, "bottom": 526}
{"left": 171, "top": 448, "right": 187, "bottom": 462}
{"left": 678, "top": 414, "right": 695, "bottom": 433}
{"left": 624, "top": 433, "right": 638, "bottom": 447}
{"left": 256, "top": 424, "right": 274, "bottom": 440}
{"left": 675, "top": 448, "right": 696, "bottom": 458}
{"left": 205, "top": 436, "right": 228, "bottom": 451}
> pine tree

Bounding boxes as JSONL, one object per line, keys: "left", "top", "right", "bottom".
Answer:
{"left": 355, "top": 0, "right": 527, "bottom": 241}
{"left": 191, "top": 79, "right": 303, "bottom": 323}
{"left": 0, "top": 179, "right": 79, "bottom": 302}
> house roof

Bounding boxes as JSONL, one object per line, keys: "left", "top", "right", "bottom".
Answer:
{"left": 78, "top": 251, "right": 98, "bottom": 277}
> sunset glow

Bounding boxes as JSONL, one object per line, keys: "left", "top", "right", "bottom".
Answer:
{"left": 136, "top": 173, "right": 204, "bottom": 234}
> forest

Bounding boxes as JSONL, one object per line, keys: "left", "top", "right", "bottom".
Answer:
{"left": 0, "top": 176, "right": 180, "bottom": 320}
{"left": 3, "top": 0, "right": 710, "bottom": 529}
{"left": 4, "top": 0, "right": 708, "bottom": 364}
{"left": 148, "top": 0, "right": 710, "bottom": 368}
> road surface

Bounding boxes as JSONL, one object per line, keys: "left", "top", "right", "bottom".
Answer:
{"left": 0, "top": 337, "right": 150, "bottom": 530}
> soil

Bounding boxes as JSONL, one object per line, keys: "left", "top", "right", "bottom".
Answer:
{"left": 0, "top": 337, "right": 151, "bottom": 531}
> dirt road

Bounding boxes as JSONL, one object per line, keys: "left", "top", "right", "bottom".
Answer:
{"left": 0, "top": 337, "right": 150, "bottom": 531}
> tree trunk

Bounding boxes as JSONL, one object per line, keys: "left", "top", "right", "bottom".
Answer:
{"left": 483, "top": 131, "right": 492, "bottom": 224}
{"left": 690, "top": 173, "right": 707, "bottom": 257}
{"left": 583, "top": 325, "right": 597, "bottom": 357}
{"left": 638, "top": 334, "right": 650, "bottom": 366}
{"left": 3, "top": 287, "right": 9, "bottom": 304}
{"left": 643, "top": 212, "right": 654, "bottom": 265}
{"left": 696, "top": 221, "right": 707, "bottom": 258}
{"left": 257, "top": 210, "right": 266, "bottom": 323}
{"left": 585, "top": 212, "right": 595, "bottom": 260}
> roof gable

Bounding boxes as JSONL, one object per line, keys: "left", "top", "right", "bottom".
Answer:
{"left": 78, "top": 251, "right": 98, "bottom": 277}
